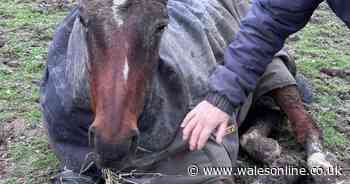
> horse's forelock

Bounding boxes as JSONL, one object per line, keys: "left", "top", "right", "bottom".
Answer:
{"left": 110, "top": 0, "right": 167, "bottom": 25}
{"left": 112, "top": 0, "right": 129, "bottom": 27}
{"left": 79, "top": 0, "right": 167, "bottom": 26}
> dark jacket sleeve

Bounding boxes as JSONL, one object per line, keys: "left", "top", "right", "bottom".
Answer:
{"left": 206, "top": 0, "right": 323, "bottom": 115}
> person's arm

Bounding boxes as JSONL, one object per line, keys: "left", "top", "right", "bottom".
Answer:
{"left": 206, "top": 0, "right": 323, "bottom": 114}
{"left": 182, "top": 0, "right": 324, "bottom": 151}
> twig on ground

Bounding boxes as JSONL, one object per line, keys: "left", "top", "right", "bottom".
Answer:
{"left": 0, "top": 26, "right": 26, "bottom": 36}
{"left": 320, "top": 68, "right": 350, "bottom": 78}
{"left": 0, "top": 25, "right": 51, "bottom": 37}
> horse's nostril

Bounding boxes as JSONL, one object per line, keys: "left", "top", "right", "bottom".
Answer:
{"left": 130, "top": 129, "right": 139, "bottom": 153}
{"left": 88, "top": 126, "right": 96, "bottom": 147}
{"left": 131, "top": 129, "right": 140, "bottom": 138}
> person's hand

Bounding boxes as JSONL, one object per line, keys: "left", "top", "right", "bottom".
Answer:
{"left": 181, "top": 100, "right": 230, "bottom": 151}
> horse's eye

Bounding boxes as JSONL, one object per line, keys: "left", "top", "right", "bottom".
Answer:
{"left": 79, "top": 15, "right": 89, "bottom": 27}
{"left": 155, "top": 24, "right": 167, "bottom": 34}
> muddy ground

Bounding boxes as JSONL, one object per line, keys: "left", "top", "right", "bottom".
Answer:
{"left": 0, "top": 1, "right": 349, "bottom": 184}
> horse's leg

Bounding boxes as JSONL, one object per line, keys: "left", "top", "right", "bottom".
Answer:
{"left": 240, "top": 109, "right": 302, "bottom": 184}
{"left": 272, "top": 85, "right": 336, "bottom": 183}
{"left": 271, "top": 86, "right": 326, "bottom": 154}
{"left": 271, "top": 85, "right": 321, "bottom": 146}
{"left": 240, "top": 109, "right": 282, "bottom": 165}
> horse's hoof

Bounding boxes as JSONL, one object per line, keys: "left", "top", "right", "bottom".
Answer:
{"left": 307, "top": 152, "right": 339, "bottom": 184}
{"left": 240, "top": 130, "right": 282, "bottom": 164}
{"left": 307, "top": 152, "right": 332, "bottom": 172}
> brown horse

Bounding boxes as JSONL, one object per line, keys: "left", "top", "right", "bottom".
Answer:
{"left": 43, "top": 0, "right": 330, "bottom": 183}
{"left": 81, "top": 0, "right": 169, "bottom": 168}
{"left": 43, "top": 0, "right": 244, "bottom": 181}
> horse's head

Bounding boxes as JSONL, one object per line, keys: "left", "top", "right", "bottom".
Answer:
{"left": 79, "top": 0, "right": 168, "bottom": 168}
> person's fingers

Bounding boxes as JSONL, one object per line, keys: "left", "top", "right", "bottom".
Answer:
{"left": 215, "top": 121, "right": 227, "bottom": 144}
{"left": 181, "top": 109, "right": 196, "bottom": 128}
{"left": 196, "top": 126, "right": 213, "bottom": 150}
{"left": 189, "top": 122, "right": 203, "bottom": 151}
{"left": 182, "top": 101, "right": 232, "bottom": 150}
{"left": 182, "top": 115, "right": 198, "bottom": 140}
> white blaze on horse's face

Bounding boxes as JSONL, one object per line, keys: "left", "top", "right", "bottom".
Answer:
{"left": 112, "top": 0, "right": 127, "bottom": 27}
{"left": 123, "top": 57, "right": 129, "bottom": 82}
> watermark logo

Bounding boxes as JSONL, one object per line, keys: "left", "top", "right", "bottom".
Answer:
{"left": 187, "top": 165, "right": 344, "bottom": 176}
{"left": 188, "top": 164, "right": 200, "bottom": 176}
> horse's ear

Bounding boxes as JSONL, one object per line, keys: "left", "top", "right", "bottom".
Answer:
{"left": 78, "top": 0, "right": 90, "bottom": 23}
{"left": 78, "top": 0, "right": 87, "bottom": 10}
{"left": 78, "top": 0, "right": 101, "bottom": 19}
{"left": 160, "top": 0, "right": 168, "bottom": 5}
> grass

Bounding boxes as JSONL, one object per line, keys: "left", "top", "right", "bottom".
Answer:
{"left": 0, "top": 0, "right": 67, "bottom": 183}
{"left": 0, "top": 1, "right": 349, "bottom": 183}
{"left": 7, "top": 137, "right": 60, "bottom": 184}
{"left": 288, "top": 4, "right": 350, "bottom": 152}
{"left": 0, "top": 0, "right": 66, "bottom": 124}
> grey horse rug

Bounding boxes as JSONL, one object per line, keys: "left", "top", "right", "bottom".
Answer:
{"left": 40, "top": 0, "right": 301, "bottom": 183}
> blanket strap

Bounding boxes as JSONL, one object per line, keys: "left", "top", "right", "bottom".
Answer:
{"left": 220, "top": 119, "right": 239, "bottom": 167}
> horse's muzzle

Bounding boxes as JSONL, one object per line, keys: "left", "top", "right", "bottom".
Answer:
{"left": 88, "top": 126, "right": 139, "bottom": 169}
